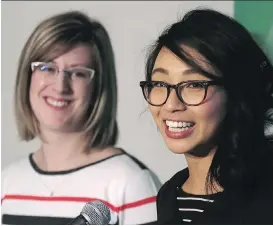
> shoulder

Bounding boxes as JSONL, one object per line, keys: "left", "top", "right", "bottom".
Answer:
{"left": 157, "top": 168, "right": 188, "bottom": 201}
{"left": 227, "top": 173, "right": 273, "bottom": 224}
{"left": 2, "top": 155, "right": 31, "bottom": 178}
{"left": 244, "top": 178, "right": 273, "bottom": 224}
{"left": 118, "top": 152, "right": 162, "bottom": 189}
{"left": 2, "top": 155, "right": 32, "bottom": 196}
{"left": 91, "top": 148, "right": 162, "bottom": 188}
{"left": 249, "top": 161, "right": 273, "bottom": 208}
{"left": 102, "top": 149, "right": 155, "bottom": 177}
{"left": 156, "top": 168, "right": 188, "bottom": 224}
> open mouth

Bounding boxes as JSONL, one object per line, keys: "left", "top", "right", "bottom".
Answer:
{"left": 165, "top": 120, "right": 195, "bottom": 132}
{"left": 44, "top": 97, "right": 71, "bottom": 109}
{"left": 164, "top": 120, "right": 195, "bottom": 139}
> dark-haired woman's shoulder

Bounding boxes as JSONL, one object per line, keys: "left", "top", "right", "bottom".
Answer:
{"left": 242, "top": 173, "right": 273, "bottom": 224}
{"left": 157, "top": 168, "right": 189, "bottom": 199}
{"left": 156, "top": 168, "right": 189, "bottom": 225}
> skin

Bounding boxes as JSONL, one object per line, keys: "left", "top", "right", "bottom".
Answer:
{"left": 30, "top": 44, "right": 121, "bottom": 171}
{"left": 29, "top": 44, "right": 92, "bottom": 134}
{"left": 149, "top": 47, "right": 227, "bottom": 194}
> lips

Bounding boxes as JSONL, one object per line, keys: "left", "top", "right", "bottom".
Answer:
{"left": 163, "top": 120, "right": 195, "bottom": 139}
{"left": 44, "top": 97, "right": 71, "bottom": 110}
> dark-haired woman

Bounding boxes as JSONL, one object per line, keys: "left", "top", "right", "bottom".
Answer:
{"left": 140, "top": 9, "right": 273, "bottom": 224}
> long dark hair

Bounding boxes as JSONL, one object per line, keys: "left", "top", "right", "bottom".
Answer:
{"left": 145, "top": 9, "right": 273, "bottom": 194}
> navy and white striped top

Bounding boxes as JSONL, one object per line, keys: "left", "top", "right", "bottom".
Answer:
{"left": 176, "top": 187, "right": 223, "bottom": 224}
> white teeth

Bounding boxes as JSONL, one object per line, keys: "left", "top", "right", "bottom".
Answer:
{"left": 46, "top": 98, "right": 68, "bottom": 107}
{"left": 166, "top": 120, "right": 194, "bottom": 128}
{"left": 169, "top": 127, "right": 190, "bottom": 132}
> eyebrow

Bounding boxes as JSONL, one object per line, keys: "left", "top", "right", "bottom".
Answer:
{"left": 51, "top": 61, "right": 91, "bottom": 68}
{"left": 68, "top": 63, "right": 90, "bottom": 68}
{"left": 151, "top": 67, "right": 200, "bottom": 76}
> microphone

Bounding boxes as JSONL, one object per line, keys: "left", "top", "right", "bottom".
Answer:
{"left": 68, "top": 200, "right": 111, "bottom": 225}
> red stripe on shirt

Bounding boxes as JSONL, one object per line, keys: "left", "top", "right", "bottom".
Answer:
{"left": 1, "top": 194, "right": 156, "bottom": 212}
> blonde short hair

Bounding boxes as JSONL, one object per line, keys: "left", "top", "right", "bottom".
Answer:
{"left": 15, "top": 11, "right": 118, "bottom": 150}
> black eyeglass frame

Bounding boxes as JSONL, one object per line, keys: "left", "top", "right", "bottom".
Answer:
{"left": 139, "top": 80, "right": 223, "bottom": 106}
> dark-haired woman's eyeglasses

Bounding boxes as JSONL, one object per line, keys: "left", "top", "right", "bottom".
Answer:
{"left": 139, "top": 80, "right": 222, "bottom": 106}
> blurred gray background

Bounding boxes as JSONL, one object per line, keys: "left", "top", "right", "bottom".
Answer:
{"left": 1, "top": 1, "right": 233, "bottom": 183}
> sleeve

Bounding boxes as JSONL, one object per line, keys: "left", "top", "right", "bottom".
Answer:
{"left": 118, "top": 170, "right": 162, "bottom": 225}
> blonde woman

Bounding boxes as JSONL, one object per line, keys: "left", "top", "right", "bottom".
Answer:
{"left": 1, "top": 11, "right": 161, "bottom": 225}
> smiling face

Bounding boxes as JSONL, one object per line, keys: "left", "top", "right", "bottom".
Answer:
{"left": 149, "top": 47, "right": 228, "bottom": 155}
{"left": 29, "top": 44, "right": 94, "bottom": 133}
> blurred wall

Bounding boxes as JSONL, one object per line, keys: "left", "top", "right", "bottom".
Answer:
{"left": 1, "top": 1, "right": 235, "bottom": 183}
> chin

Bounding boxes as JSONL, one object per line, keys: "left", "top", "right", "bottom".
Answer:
{"left": 164, "top": 139, "right": 192, "bottom": 155}
{"left": 167, "top": 141, "right": 215, "bottom": 157}
{"left": 167, "top": 145, "right": 191, "bottom": 154}
{"left": 159, "top": 127, "right": 203, "bottom": 155}
{"left": 41, "top": 121, "right": 70, "bottom": 132}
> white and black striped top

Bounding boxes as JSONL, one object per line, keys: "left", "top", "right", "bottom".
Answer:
{"left": 176, "top": 187, "right": 222, "bottom": 224}
{"left": 1, "top": 151, "right": 161, "bottom": 225}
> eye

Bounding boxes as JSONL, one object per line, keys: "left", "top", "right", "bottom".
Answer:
{"left": 186, "top": 82, "right": 206, "bottom": 89}
{"left": 152, "top": 81, "right": 166, "bottom": 88}
{"left": 37, "top": 64, "right": 55, "bottom": 72}
{"left": 70, "top": 69, "right": 90, "bottom": 79}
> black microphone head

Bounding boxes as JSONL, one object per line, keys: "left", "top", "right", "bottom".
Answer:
{"left": 81, "top": 200, "right": 111, "bottom": 225}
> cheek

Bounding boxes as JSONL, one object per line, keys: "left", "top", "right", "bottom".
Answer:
{"left": 196, "top": 95, "right": 227, "bottom": 132}
{"left": 74, "top": 84, "right": 92, "bottom": 109}
{"left": 29, "top": 75, "right": 47, "bottom": 98}
{"left": 79, "top": 84, "right": 90, "bottom": 100}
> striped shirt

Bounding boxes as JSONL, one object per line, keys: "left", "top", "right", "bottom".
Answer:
{"left": 1, "top": 151, "right": 161, "bottom": 225}
{"left": 176, "top": 187, "right": 222, "bottom": 224}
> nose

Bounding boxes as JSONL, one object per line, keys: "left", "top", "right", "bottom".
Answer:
{"left": 53, "top": 71, "right": 72, "bottom": 94}
{"left": 163, "top": 89, "right": 186, "bottom": 112}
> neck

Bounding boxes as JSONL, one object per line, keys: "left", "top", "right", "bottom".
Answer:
{"left": 183, "top": 147, "right": 222, "bottom": 195}
{"left": 35, "top": 129, "right": 89, "bottom": 171}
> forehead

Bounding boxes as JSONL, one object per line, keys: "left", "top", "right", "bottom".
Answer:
{"left": 153, "top": 46, "right": 217, "bottom": 76}
{"left": 47, "top": 44, "right": 93, "bottom": 66}
{"left": 154, "top": 47, "right": 190, "bottom": 71}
